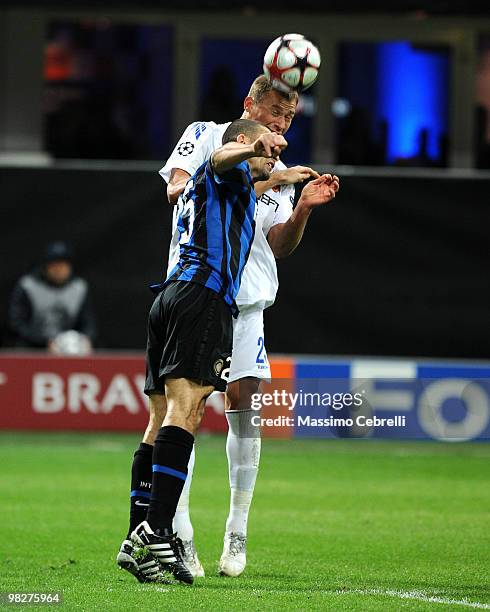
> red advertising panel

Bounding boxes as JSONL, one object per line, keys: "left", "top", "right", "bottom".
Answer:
{"left": 0, "top": 353, "right": 227, "bottom": 432}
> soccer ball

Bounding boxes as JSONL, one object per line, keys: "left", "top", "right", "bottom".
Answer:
{"left": 263, "top": 33, "right": 321, "bottom": 93}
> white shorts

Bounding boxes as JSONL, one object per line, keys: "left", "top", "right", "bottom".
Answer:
{"left": 228, "top": 307, "right": 271, "bottom": 384}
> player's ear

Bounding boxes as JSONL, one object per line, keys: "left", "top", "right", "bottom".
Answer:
{"left": 243, "top": 96, "right": 254, "bottom": 114}
{"left": 237, "top": 133, "right": 247, "bottom": 144}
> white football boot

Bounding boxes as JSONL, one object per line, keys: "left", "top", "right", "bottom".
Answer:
{"left": 219, "top": 532, "right": 247, "bottom": 577}
{"left": 180, "top": 539, "right": 205, "bottom": 578}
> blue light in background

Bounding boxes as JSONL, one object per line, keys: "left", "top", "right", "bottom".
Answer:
{"left": 376, "top": 41, "right": 449, "bottom": 163}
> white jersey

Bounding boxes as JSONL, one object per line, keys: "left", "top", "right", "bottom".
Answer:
{"left": 159, "top": 121, "right": 294, "bottom": 311}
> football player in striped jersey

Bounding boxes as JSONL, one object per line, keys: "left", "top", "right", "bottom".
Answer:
{"left": 117, "top": 121, "right": 289, "bottom": 584}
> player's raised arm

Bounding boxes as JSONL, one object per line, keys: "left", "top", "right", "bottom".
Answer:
{"left": 211, "top": 142, "right": 257, "bottom": 175}
{"left": 211, "top": 131, "right": 287, "bottom": 176}
{"left": 267, "top": 173, "right": 340, "bottom": 258}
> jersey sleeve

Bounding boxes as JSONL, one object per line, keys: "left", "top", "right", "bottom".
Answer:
{"left": 271, "top": 183, "right": 294, "bottom": 226}
{"left": 159, "top": 122, "right": 216, "bottom": 184}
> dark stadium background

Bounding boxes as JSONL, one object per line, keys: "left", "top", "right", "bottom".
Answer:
{"left": 1, "top": 168, "right": 489, "bottom": 358}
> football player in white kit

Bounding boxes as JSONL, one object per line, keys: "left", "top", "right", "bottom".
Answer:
{"left": 152, "top": 76, "right": 338, "bottom": 577}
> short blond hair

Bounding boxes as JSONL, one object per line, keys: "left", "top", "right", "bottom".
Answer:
{"left": 247, "top": 75, "right": 299, "bottom": 104}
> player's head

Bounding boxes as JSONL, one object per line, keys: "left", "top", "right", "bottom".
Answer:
{"left": 222, "top": 118, "right": 275, "bottom": 181}
{"left": 242, "top": 75, "right": 298, "bottom": 136}
{"left": 43, "top": 241, "right": 73, "bottom": 285}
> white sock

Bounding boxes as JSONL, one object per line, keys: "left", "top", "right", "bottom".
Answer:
{"left": 172, "top": 445, "right": 195, "bottom": 541}
{"left": 225, "top": 410, "right": 261, "bottom": 536}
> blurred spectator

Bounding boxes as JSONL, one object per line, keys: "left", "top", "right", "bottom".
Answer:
{"left": 7, "top": 242, "right": 96, "bottom": 353}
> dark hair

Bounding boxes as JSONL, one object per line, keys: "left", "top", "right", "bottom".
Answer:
{"left": 222, "top": 118, "right": 268, "bottom": 145}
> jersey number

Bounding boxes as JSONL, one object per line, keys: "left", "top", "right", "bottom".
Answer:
{"left": 176, "top": 179, "right": 195, "bottom": 244}
{"left": 256, "top": 337, "right": 266, "bottom": 364}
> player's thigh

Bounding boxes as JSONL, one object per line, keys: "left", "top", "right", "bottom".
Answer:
{"left": 228, "top": 308, "right": 271, "bottom": 384}
{"left": 161, "top": 281, "right": 233, "bottom": 391}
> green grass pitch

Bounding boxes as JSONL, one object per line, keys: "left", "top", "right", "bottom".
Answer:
{"left": 1, "top": 432, "right": 489, "bottom": 611}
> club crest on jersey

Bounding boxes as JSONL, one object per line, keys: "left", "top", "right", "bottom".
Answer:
{"left": 178, "top": 142, "right": 195, "bottom": 156}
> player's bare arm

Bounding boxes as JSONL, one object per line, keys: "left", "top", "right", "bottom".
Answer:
{"left": 167, "top": 168, "right": 191, "bottom": 205}
{"left": 267, "top": 173, "right": 340, "bottom": 258}
{"left": 211, "top": 132, "right": 287, "bottom": 175}
{"left": 254, "top": 165, "right": 320, "bottom": 197}
{"left": 166, "top": 135, "right": 291, "bottom": 203}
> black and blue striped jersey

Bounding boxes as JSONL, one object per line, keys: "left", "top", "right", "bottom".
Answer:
{"left": 160, "top": 159, "right": 257, "bottom": 316}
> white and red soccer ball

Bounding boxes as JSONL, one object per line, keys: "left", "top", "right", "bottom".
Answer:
{"left": 263, "top": 33, "right": 321, "bottom": 93}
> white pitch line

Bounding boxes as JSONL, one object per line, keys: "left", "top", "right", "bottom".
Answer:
{"left": 337, "top": 588, "right": 490, "bottom": 609}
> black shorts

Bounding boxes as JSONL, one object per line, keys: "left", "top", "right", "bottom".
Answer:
{"left": 144, "top": 280, "right": 232, "bottom": 394}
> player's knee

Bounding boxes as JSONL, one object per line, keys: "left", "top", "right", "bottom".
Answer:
{"left": 165, "top": 401, "right": 193, "bottom": 423}
{"left": 185, "top": 401, "right": 204, "bottom": 431}
{"left": 142, "top": 424, "right": 159, "bottom": 445}
{"left": 148, "top": 393, "right": 167, "bottom": 421}
{"left": 162, "top": 378, "right": 213, "bottom": 434}
{"left": 164, "top": 397, "right": 203, "bottom": 435}
{"left": 226, "top": 378, "right": 262, "bottom": 411}
{"left": 142, "top": 394, "right": 167, "bottom": 442}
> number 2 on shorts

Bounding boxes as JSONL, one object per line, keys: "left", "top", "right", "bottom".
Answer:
{"left": 256, "top": 336, "right": 266, "bottom": 364}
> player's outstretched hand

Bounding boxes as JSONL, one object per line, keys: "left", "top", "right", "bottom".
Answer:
{"left": 253, "top": 133, "right": 288, "bottom": 159}
{"left": 299, "top": 174, "right": 340, "bottom": 209}
{"left": 279, "top": 166, "right": 320, "bottom": 185}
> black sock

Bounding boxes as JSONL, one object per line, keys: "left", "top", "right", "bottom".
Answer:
{"left": 127, "top": 442, "right": 153, "bottom": 538}
{"left": 146, "top": 425, "right": 194, "bottom": 535}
